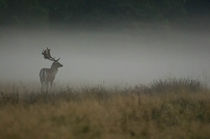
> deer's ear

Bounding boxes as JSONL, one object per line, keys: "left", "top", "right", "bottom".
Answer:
{"left": 56, "top": 58, "right": 60, "bottom": 61}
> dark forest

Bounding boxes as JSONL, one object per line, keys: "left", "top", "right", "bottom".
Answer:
{"left": 0, "top": 0, "right": 210, "bottom": 27}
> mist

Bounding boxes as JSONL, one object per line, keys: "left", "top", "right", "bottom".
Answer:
{"left": 1, "top": 26, "right": 210, "bottom": 86}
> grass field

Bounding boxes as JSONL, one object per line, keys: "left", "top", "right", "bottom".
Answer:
{"left": 0, "top": 79, "right": 210, "bottom": 139}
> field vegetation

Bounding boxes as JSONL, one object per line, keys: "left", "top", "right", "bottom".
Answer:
{"left": 0, "top": 79, "right": 210, "bottom": 139}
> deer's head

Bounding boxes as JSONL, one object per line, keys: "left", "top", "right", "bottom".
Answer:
{"left": 52, "top": 58, "right": 63, "bottom": 69}
{"left": 42, "top": 48, "right": 63, "bottom": 69}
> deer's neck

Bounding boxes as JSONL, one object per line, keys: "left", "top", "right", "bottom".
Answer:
{"left": 50, "top": 65, "right": 58, "bottom": 74}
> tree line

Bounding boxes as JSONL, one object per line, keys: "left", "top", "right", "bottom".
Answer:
{"left": 0, "top": 0, "right": 209, "bottom": 25}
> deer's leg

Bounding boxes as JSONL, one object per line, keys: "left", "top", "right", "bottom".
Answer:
{"left": 40, "top": 81, "right": 44, "bottom": 93}
{"left": 41, "top": 81, "right": 48, "bottom": 93}
{"left": 50, "top": 81, "right": 53, "bottom": 88}
{"left": 46, "top": 82, "right": 49, "bottom": 93}
{"left": 41, "top": 84, "right": 43, "bottom": 92}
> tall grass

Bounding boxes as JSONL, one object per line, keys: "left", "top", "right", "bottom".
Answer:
{"left": 0, "top": 79, "right": 209, "bottom": 139}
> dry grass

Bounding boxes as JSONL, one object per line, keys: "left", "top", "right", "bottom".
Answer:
{"left": 0, "top": 79, "right": 210, "bottom": 139}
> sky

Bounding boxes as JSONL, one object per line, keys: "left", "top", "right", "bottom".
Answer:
{"left": 0, "top": 26, "right": 210, "bottom": 87}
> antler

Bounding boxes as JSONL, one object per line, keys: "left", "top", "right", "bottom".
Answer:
{"left": 42, "top": 48, "right": 59, "bottom": 62}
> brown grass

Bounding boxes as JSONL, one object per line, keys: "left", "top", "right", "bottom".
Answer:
{"left": 0, "top": 79, "right": 210, "bottom": 139}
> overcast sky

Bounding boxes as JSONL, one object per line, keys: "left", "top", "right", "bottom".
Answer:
{"left": 0, "top": 26, "right": 210, "bottom": 86}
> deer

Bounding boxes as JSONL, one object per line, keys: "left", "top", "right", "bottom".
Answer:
{"left": 39, "top": 48, "right": 63, "bottom": 92}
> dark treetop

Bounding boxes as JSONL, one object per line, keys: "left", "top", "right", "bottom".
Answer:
{"left": 0, "top": 0, "right": 210, "bottom": 27}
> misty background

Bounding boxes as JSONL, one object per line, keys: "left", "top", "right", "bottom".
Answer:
{"left": 1, "top": 27, "right": 210, "bottom": 86}
{"left": 0, "top": 0, "right": 210, "bottom": 86}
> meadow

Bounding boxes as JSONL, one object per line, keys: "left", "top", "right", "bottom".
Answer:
{"left": 0, "top": 79, "right": 210, "bottom": 139}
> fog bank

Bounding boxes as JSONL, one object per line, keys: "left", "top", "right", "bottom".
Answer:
{"left": 1, "top": 26, "right": 210, "bottom": 86}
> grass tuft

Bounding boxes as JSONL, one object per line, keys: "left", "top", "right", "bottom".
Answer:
{"left": 0, "top": 79, "right": 209, "bottom": 138}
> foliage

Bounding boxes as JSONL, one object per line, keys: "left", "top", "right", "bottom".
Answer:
{"left": 0, "top": 0, "right": 209, "bottom": 24}
{"left": 0, "top": 79, "right": 210, "bottom": 138}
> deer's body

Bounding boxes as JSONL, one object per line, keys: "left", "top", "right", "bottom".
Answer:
{"left": 40, "top": 48, "right": 63, "bottom": 92}
{"left": 39, "top": 67, "right": 57, "bottom": 87}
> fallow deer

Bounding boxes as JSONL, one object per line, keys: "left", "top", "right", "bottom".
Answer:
{"left": 39, "top": 48, "right": 63, "bottom": 91}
